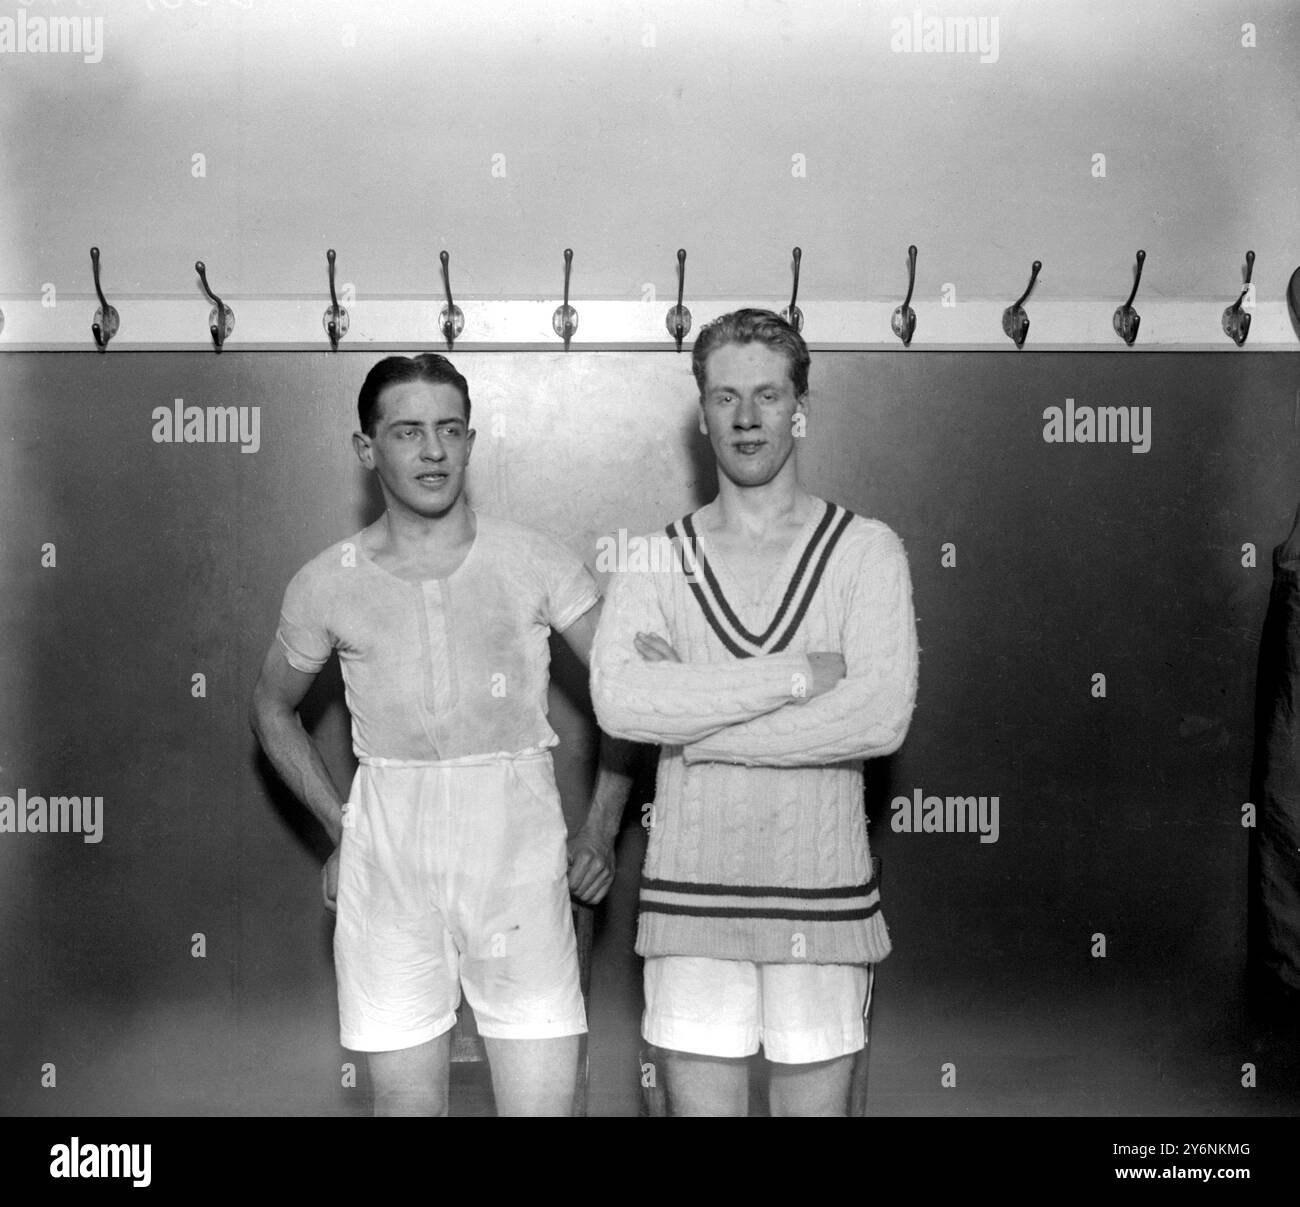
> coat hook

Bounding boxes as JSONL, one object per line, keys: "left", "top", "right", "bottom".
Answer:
{"left": 1287, "top": 264, "right": 1300, "bottom": 334}
{"left": 891, "top": 244, "right": 918, "bottom": 347}
{"left": 439, "top": 250, "right": 465, "bottom": 348}
{"left": 1222, "top": 250, "right": 1256, "bottom": 347}
{"left": 195, "top": 260, "right": 234, "bottom": 353}
{"left": 90, "top": 247, "right": 120, "bottom": 352}
{"left": 552, "top": 247, "right": 578, "bottom": 349}
{"left": 1002, "top": 259, "right": 1042, "bottom": 348}
{"left": 781, "top": 246, "right": 803, "bottom": 331}
{"left": 665, "top": 248, "right": 692, "bottom": 351}
{"left": 1112, "top": 250, "right": 1146, "bottom": 346}
{"left": 322, "top": 249, "right": 349, "bottom": 351}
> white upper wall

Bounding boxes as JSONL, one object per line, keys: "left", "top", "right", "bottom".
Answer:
{"left": 0, "top": 0, "right": 1296, "bottom": 312}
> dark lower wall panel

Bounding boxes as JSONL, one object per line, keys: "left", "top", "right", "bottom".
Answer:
{"left": 0, "top": 350, "right": 1296, "bottom": 1115}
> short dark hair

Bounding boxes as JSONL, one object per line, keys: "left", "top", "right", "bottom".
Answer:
{"left": 357, "top": 353, "right": 472, "bottom": 436}
{"left": 691, "top": 308, "right": 811, "bottom": 399}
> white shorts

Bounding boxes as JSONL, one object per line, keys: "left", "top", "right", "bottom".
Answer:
{"left": 334, "top": 750, "right": 587, "bottom": 1052}
{"left": 643, "top": 955, "right": 872, "bottom": 1064}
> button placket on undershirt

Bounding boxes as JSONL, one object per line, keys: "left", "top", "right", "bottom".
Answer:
{"left": 419, "top": 579, "right": 458, "bottom": 744}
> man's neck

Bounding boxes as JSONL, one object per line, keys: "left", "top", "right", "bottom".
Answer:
{"left": 377, "top": 497, "right": 476, "bottom": 555}
{"left": 710, "top": 470, "right": 811, "bottom": 539}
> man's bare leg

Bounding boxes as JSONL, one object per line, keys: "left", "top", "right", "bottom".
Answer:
{"left": 367, "top": 1033, "right": 451, "bottom": 1116}
{"left": 664, "top": 1051, "right": 749, "bottom": 1117}
{"left": 768, "top": 1053, "right": 855, "bottom": 1117}
{"left": 483, "top": 1035, "right": 580, "bottom": 1116}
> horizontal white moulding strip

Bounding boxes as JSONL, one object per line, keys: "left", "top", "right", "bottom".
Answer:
{"left": 0, "top": 297, "right": 1294, "bottom": 351}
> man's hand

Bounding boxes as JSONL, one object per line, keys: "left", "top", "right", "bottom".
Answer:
{"left": 804, "top": 652, "right": 847, "bottom": 700}
{"left": 635, "top": 632, "right": 681, "bottom": 662}
{"left": 568, "top": 828, "right": 616, "bottom": 905}
{"left": 322, "top": 847, "right": 340, "bottom": 914}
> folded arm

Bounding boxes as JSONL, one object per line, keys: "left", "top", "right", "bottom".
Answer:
{"left": 682, "top": 528, "right": 919, "bottom": 767}
{"left": 590, "top": 566, "right": 813, "bottom": 746}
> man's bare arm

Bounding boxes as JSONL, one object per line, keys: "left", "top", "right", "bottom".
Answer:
{"left": 249, "top": 642, "right": 346, "bottom": 847}
{"left": 567, "top": 730, "right": 641, "bottom": 904}
{"left": 559, "top": 602, "right": 641, "bottom": 904}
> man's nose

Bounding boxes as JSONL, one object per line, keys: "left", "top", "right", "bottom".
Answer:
{"left": 421, "top": 433, "right": 447, "bottom": 459}
{"left": 733, "top": 398, "right": 761, "bottom": 427}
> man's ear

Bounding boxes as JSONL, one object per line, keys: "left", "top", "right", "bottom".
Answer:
{"left": 464, "top": 427, "right": 476, "bottom": 462}
{"left": 352, "top": 430, "right": 374, "bottom": 469}
{"left": 698, "top": 402, "right": 709, "bottom": 437}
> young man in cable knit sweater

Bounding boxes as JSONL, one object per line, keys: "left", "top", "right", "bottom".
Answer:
{"left": 590, "top": 309, "right": 919, "bottom": 1115}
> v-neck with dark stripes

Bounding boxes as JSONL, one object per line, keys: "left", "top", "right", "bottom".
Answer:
{"left": 667, "top": 499, "right": 855, "bottom": 659}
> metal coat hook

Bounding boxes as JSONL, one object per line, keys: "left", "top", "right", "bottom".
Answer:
{"left": 891, "top": 244, "right": 918, "bottom": 347}
{"left": 1002, "top": 259, "right": 1042, "bottom": 348}
{"left": 781, "top": 246, "right": 804, "bottom": 331}
{"left": 1222, "top": 250, "right": 1256, "bottom": 347}
{"left": 90, "top": 247, "right": 120, "bottom": 352}
{"left": 322, "top": 249, "right": 349, "bottom": 351}
{"left": 439, "top": 250, "right": 464, "bottom": 348}
{"left": 1288, "top": 264, "right": 1300, "bottom": 333}
{"left": 665, "top": 248, "right": 691, "bottom": 351}
{"left": 1113, "top": 249, "right": 1146, "bottom": 345}
{"left": 552, "top": 247, "right": 578, "bottom": 348}
{"left": 195, "top": 260, "right": 234, "bottom": 352}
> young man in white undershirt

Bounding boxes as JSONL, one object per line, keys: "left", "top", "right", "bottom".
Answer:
{"left": 590, "top": 309, "right": 919, "bottom": 1116}
{"left": 250, "top": 353, "right": 626, "bottom": 1116}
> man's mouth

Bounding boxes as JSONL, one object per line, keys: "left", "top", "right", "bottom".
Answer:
{"left": 416, "top": 472, "right": 449, "bottom": 487}
{"left": 734, "top": 441, "right": 765, "bottom": 455}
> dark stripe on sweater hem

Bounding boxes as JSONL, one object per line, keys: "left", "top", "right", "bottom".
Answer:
{"left": 640, "top": 902, "right": 882, "bottom": 921}
{"left": 642, "top": 875, "right": 877, "bottom": 899}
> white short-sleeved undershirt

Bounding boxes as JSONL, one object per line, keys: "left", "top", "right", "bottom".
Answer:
{"left": 276, "top": 511, "right": 599, "bottom": 762}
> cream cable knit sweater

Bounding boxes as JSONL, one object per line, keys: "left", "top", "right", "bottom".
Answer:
{"left": 591, "top": 498, "right": 919, "bottom": 964}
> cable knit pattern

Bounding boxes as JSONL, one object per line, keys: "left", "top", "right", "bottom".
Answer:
{"left": 592, "top": 498, "right": 919, "bottom": 965}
